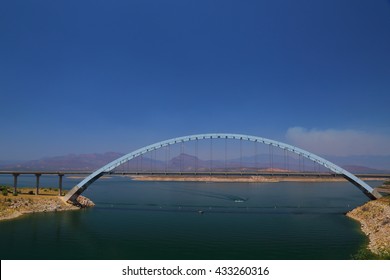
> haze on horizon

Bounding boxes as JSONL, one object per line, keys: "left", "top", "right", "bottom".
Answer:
{"left": 1, "top": 0, "right": 390, "bottom": 161}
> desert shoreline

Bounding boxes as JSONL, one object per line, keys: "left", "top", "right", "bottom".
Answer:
{"left": 0, "top": 187, "right": 94, "bottom": 222}
{"left": 129, "top": 174, "right": 385, "bottom": 183}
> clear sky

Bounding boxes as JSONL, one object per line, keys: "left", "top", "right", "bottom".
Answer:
{"left": 1, "top": 0, "right": 390, "bottom": 160}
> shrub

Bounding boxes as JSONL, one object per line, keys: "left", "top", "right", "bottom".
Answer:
{"left": 2, "top": 188, "right": 8, "bottom": 196}
{"left": 28, "top": 190, "right": 34, "bottom": 195}
{"left": 352, "top": 248, "right": 378, "bottom": 260}
{"left": 381, "top": 217, "right": 390, "bottom": 226}
{"left": 352, "top": 247, "right": 390, "bottom": 260}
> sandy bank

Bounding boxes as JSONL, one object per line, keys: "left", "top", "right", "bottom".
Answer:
{"left": 347, "top": 196, "right": 390, "bottom": 256}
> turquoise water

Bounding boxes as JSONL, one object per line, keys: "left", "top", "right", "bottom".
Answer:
{"left": 0, "top": 175, "right": 380, "bottom": 260}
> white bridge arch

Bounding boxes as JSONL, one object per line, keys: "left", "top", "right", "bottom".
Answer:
{"left": 63, "top": 133, "right": 382, "bottom": 203}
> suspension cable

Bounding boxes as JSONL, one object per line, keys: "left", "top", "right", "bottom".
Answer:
{"left": 180, "top": 141, "right": 183, "bottom": 173}
{"left": 254, "top": 140, "right": 258, "bottom": 174}
{"left": 195, "top": 138, "right": 198, "bottom": 173}
{"left": 210, "top": 137, "right": 213, "bottom": 173}
{"left": 240, "top": 138, "right": 243, "bottom": 173}
{"left": 225, "top": 137, "right": 227, "bottom": 173}
{"left": 165, "top": 145, "right": 168, "bottom": 173}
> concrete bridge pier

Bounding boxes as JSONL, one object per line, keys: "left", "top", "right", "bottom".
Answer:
{"left": 58, "top": 174, "right": 63, "bottom": 196}
{"left": 13, "top": 173, "right": 19, "bottom": 195}
{"left": 35, "top": 174, "right": 41, "bottom": 195}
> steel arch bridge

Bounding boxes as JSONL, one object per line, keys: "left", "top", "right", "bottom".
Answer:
{"left": 63, "top": 133, "right": 382, "bottom": 203}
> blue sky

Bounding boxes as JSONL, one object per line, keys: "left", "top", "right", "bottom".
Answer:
{"left": 1, "top": 0, "right": 390, "bottom": 160}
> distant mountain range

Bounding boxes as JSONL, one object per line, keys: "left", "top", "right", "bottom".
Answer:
{"left": 1, "top": 152, "right": 389, "bottom": 174}
{"left": 0, "top": 152, "right": 124, "bottom": 171}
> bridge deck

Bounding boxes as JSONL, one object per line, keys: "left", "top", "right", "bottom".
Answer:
{"left": 1, "top": 170, "right": 389, "bottom": 178}
{"left": 0, "top": 171, "right": 92, "bottom": 175}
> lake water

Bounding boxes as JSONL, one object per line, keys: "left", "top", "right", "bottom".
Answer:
{"left": 0, "top": 175, "right": 382, "bottom": 260}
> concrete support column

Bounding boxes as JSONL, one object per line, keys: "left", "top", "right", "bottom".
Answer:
{"left": 58, "top": 174, "right": 64, "bottom": 196}
{"left": 13, "top": 173, "right": 19, "bottom": 195}
{"left": 35, "top": 174, "right": 41, "bottom": 195}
